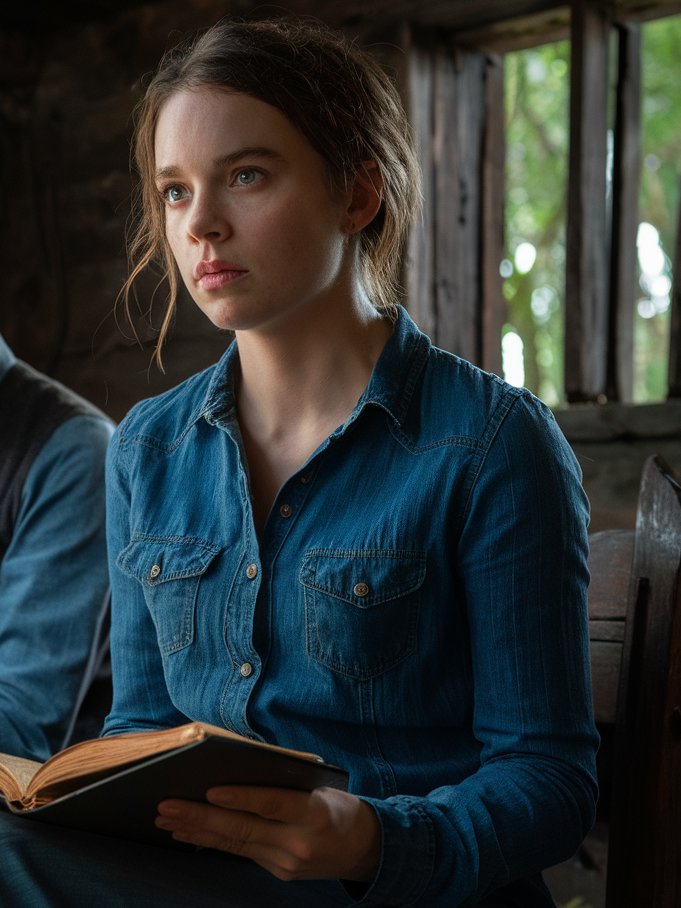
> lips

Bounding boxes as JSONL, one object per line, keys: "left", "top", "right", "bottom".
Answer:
{"left": 196, "top": 259, "right": 248, "bottom": 289}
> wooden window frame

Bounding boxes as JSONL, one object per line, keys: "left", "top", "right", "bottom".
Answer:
{"left": 400, "top": 0, "right": 681, "bottom": 403}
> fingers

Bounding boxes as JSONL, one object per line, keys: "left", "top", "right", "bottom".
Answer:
{"left": 154, "top": 796, "right": 319, "bottom": 880}
{"left": 155, "top": 787, "right": 319, "bottom": 857}
{"left": 156, "top": 798, "right": 268, "bottom": 852}
{"left": 204, "top": 784, "right": 312, "bottom": 822}
{"left": 154, "top": 787, "right": 382, "bottom": 883}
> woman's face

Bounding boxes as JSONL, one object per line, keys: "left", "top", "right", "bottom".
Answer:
{"left": 154, "top": 88, "right": 353, "bottom": 334}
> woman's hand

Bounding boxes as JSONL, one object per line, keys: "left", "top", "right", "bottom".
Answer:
{"left": 155, "top": 785, "right": 382, "bottom": 883}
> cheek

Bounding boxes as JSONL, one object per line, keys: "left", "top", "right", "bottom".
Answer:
{"left": 257, "top": 198, "right": 343, "bottom": 265}
{"left": 164, "top": 218, "right": 189, "bottom": 270}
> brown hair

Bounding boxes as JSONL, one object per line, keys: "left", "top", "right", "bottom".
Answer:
{"left": 125, "top": 17, "right": 421, "bottom": 366}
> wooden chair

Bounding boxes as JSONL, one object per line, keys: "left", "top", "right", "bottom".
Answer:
{"left": 587, "top": 454, "right": 681, "bottom": 908}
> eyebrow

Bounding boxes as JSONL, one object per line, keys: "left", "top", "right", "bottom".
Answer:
{"left": 155, "top": 146, "right": 284, "bottom": 182}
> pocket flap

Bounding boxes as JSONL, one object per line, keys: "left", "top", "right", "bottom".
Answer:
{"left": 299, "top": 549, "right": 426, "bottom": 608}
{"left": 117, "top": 535, "right": 220, "bottom": 586}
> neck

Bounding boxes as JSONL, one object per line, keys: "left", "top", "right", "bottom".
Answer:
{"left": 234, "top": 293, "right": 392, "bottom": 444}
{"left": 232, "top": 292, "right": 393, "bottom": 538}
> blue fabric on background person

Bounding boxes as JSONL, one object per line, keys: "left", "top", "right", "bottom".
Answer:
{"left": 0, "top": 333, "right": 114, "bottom": 760}
{"left": 89, "top": 307, "right": 598, "bottom": 907}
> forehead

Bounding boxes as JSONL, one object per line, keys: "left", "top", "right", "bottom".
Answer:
{"left": 153, "top": 88, "right": 317, "bottom": 170}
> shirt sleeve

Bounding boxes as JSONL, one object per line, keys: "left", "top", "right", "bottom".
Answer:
{"left": 353, "top": 392, "right": 599, "bottom": 907}
{"left": 102, "top": 422, "right": 190, "bottom": 737}
{"left": 0, "top": 414, "right": 114, "bottom": 761}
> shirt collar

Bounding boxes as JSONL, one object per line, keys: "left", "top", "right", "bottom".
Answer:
{"left": 200, "top": 306, "right": 430, "bottom": 432}
{"left": 354, "top": 306, "right": 430, "bottom": 428}
{"left": 0, "top": 333, "right": 17, "bottom": 384}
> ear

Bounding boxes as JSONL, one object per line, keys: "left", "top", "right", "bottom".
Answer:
{"left": 344, "top": 161, "right": 383, "bottom": 234}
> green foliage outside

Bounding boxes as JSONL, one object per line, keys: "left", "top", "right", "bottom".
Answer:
{"left": 635, "top": 14, "right": 681, "bottom": 401}
{"left": 504, "top": 42, "right": 570, "bottom": 407}
{"left": 503, "top": 15, "right": 681, "bottom": 405}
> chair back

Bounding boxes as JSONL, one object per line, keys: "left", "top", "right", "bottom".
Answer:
{"left": 605, "top": 454, "right": 681, "bottom": 908}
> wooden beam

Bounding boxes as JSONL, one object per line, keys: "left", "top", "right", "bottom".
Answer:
{"left": 405, "top": 36, "right": 437, "bottom": 340}
{"left": 433, "top": 44, "right": 464, "bottom": 356}
{"left": 608, "top": 22, "right": 641, "bottom": 403}
{"left": 404, "top": 31, "right": 489, "bottom": 365}
{"left": 481, "top": 53, "right": 505, "bottom": 376}
{"left": 454, "top": 7, "right": 570, "bottom": 53}
{"left": 6, "top": 0, "right": 681, "bottom": 46}
{"left": 434, "top": 48, "right": 486, "bottom": 362}
{"left": 279, "top": 0, "right": 681, "bottom": 34}
{"left": 565, "top": 0, "right": 611, "bottom": 401}
{"left": 609, "top": 0, "right": 681, "bottom": 24}
{"left": 669, "top": 181, "right": 681, "bottom": 397}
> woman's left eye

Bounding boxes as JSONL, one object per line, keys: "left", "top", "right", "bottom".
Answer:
{"left": 234, "top": 169, "right": 261, "bottom": 186}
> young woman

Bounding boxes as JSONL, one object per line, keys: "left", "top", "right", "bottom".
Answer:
{"left": 0, "top": 18, "right": 598, "bottom": 908}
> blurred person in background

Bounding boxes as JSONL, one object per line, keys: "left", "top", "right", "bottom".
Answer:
{"left": 0, "top": 331, "right": 113, "bottom": 760}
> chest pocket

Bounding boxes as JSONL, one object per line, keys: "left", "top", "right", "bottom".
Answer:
{"left": 117, "top": 535, "right": 220, "bottom": 656}
{"left": 300, "top": 549, "right": 426, "bottom": 680}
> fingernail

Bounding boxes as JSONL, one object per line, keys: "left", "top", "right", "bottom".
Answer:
{"left": 157, "top": 803, "right": 181, "bottom": 816}
{"left": 207, "top": 788, "right": 233, "bottom": 805}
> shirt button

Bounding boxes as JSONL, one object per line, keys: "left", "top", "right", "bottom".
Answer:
{"left": 279, "top": 503, "right": 292, "bottom": 518}
{"left": 354, "top": 582, "right": 369, "bottom": 597}
{"left": 301, "top": 472, "right": 312, "bottom": 484}
{"left": 240, "top": 662, "right": 253, "bottom": 678}
{"left": 246, "top": 563, "right": 258, "bottom": 579}
{"left": 149, "top": 564, "right": 161, "bottom": 579}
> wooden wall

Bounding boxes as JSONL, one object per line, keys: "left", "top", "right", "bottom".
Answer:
{"left": 0, "top": 1, "right": 240, "bottom": 423}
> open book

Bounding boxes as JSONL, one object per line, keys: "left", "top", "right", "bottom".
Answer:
{"left": 0, "top": 722, "right": 348, "bottom": 848}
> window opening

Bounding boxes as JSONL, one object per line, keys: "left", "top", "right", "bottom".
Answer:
{"left": 503, "top": 41, "right": 570, "bottom": 406}
{"left": 634, "top": 13, "right": 681, "bottom": 402}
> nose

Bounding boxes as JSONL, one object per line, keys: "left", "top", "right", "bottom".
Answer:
{"left": 186, "top": 191, "right": 230, "bottom": 243}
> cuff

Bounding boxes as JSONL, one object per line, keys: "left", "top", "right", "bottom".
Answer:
{"left": 345, "top": 795, "right": 436, "bottom": 907}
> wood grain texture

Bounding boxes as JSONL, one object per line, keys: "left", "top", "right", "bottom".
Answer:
{"left": 481, "top": 53, "right": 505, "bottom": 376}
{"left": 668, "top": 179, "right": 681, "bottom": 397}
{"left": 587, "top": 529, "right": 633, "bottom": 722}
{"left": 435, "top": 48, "right": 485, "bottom": 362}
{"left": 404, "top": 31, "right": 487, "bottom": 364}
{"left": 405, "top": 35, "right": 437, "bottom": 341}
{"left": 590, "top": 640, "right": 623, "bottom": 723}
{"left": 608, "top": 22, "right": 640, "bottom": 403}
{"left": 587, "top": 529, "right": 635, "bottom": 619}
{"left": 565, "top": 0, "right": 611, "bottom": 401}
{"left": 606, "top": 454, "right": 681, "bottom": 908}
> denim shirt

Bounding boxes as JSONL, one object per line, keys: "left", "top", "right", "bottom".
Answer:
{"left": 103, "top": 308, "right": 598, "bottom": 907}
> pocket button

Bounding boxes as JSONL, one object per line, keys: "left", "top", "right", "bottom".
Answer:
{"left": 353, "top": 582, "right": 369, "bottom": 597}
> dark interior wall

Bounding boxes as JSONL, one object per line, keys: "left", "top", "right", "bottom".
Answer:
{"left": 0, "top": 1, "right": 259, "bottom": 423}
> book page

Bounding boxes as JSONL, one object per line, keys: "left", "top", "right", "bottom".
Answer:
{"left": 26, "top": 724, "right": 210, "bottom": 803}
{"left": 23, "top": 722, "right": 326, "bottom": 807}
{"left": 0, "top": 752, "right": 42, "bottom": 802}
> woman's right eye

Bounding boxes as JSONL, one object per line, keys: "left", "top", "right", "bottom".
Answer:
{"left": 162, "top": 185, "right": 189, "bottom": 204}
